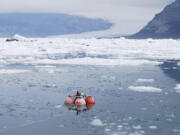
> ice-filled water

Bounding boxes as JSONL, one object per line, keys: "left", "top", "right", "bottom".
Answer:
{"left": 0, "top": 38, "right": 180, "bottom": 135}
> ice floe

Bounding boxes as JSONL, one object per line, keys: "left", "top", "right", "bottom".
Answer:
{"left": 166, "top": 113, "right": 175, "bottom": 118}
{"left": 0, "top": 69, "right": 31, "bottom": 74}
{"left": 132, "top": 125, "right": 142, "bottom": 130}
{"left": 55, "top": 105, "right": 62, "bottom": 109}
{"left": 149, "top": 125, "right": 158, "bottom": 130}
{"left": 174, "top": 84, "right": 180, "bottom": 93}
{"left": 136, "top": 78, "right": 154, "bottom": 83}
{"left": 24, "top": 58, "right": 162, "bottom": 66}
{"left": 1, "top": 38, "right": 180, "bottom": 66}
{"left": 117, "top": 125, "right": 123, "bottom": 130}
{"left": 128, "top": 86, "right": 162, "bottom": 92}
{"left": 173, "top": 128, "right": 180, "bottom": 133}
{"left": 13, "top": 34, "right": 26, "bottom": 41}
{"left": 90, "top": 118, "right": 103, "bottom": 126}
{"left": 35, "top": 65, "right": 68, "bottom": 74}
{"left": 104, "top": 128, "right": 111, "bottom": 132}
{"left": 174, "top": 84, "right": 180, "bottom": 90}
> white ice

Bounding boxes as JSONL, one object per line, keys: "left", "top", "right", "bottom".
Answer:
{"left": 1, "top": 38, "right": 180, "bottom": 66}
{"left": 174, "top": 84, "right": 180, "bottom": 93}
{"left": 55, "top": 105, "right": 62, "bottom": 109}
{"left": 13, "top": 34, "right": 26, "bottom": 41}
{"left": 136, "top": 78, "right": 154, "bottom": 83}
{"left": 90, "top": 118, "right": 103, "bottom": 126}
{"left": 128, "top": 86, "right": 162, "bottom": 93}
{"left": 132, "top": 125, "right": 142, "bottom": 130}
{"left": 24, "top": 58, "right": 162, "bottom": 66}
{"left": 174, "top": 84, "right": 180, "bottom": 90}
{"left": 0, "top": 69, "right": 31, "bottom": 74}
{"left": 149, "top": 125, "right": 158, "bottom": 130}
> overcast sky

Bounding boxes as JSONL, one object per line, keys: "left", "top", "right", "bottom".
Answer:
{"left": 0, "top": 0, "right": 175, "bottom": 35}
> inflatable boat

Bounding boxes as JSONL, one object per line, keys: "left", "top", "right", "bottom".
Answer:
{"left": 64, "top": 91, "right": 95, "bottom": 105}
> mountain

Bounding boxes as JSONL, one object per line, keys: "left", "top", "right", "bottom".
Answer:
{"left": 130, "top": 0, "right": 180, "bottom": 39}
{"left": 0, "top": 13, "right": 112, "bottom": 37}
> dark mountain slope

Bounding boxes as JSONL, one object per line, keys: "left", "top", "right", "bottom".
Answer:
{"left": 130, "top": 0, "right": 180, "bottom": 39}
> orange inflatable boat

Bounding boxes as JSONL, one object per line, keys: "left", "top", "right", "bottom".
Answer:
{"left": 64, "top": 91, "right": 95, "bottom": 105}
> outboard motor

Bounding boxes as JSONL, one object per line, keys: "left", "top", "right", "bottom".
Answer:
{"left": 74, "top": 91, "right": 86, "bottom": 105}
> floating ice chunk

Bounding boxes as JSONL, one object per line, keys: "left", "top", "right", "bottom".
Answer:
{"left": 173, "top": 128, "right": 180, "bottom": 133}
{"left": 172, "top": 67, "right": 178, "bottom": 69}
{"left": 55, "top": 105, "right": 62, "bottom": 109}
{"left": 174, "top": 84, "right": 180, "bottom": 93}
{"left": 35, "top": 66, "right": 56, "bottom": 74}
{"left": 174, "top": 84, "right": 180, "bottom": 90}
{"left": 0, "top": 69, "right": 31, "bottom": 74}
{"left": 149, "top": 126, "right": 158, "bottom": 130}
{"left": 6, "top": 34, "right": 26, "bottom": 42}
{"left": 139, "top": 130, "right": 145, "bottom": 134}
{"left": 133, "top": 125, "right": 142, "bottom": 130}
{"left": 177, "top": 63, "right": 180, "bottom": 66}
{"left": 25, "top": 58, "right": 162, "bottom": 66}
{"left": 105, "top": 128, "right": 111, "bottom": 132}
{"left": 43, "top": 84, "right": 57, "bottom": 88}
{"left": 48, "top": 69, "right": 55, "bottom": 74}
{"left": 90, "top": 118, "right": 103, "bottom": 126}
{"left": 35, "top": 65, "right": 56, "bottom": 68}
{"left": 117, "top": 125, "right": 123, "bottom": 130}
{"left": 166, "top": 118, "right": 172, "bottom": 121}
{"left": 128, "top": 86, "right": 162, "bottom": 92}
{"left": 13, "top": 34, "right": 26, "bottom": 41}
{"left": 166, "top": 113, "right": 175, "bottom": 118}
{"left": 176, "top": 90, "right": 180, "bottom": 93}
{"left": 0, "top": 60, "right": 7, "bottom": 65}
{"left": 136, "top": 78, "right": 154, "bottom": 83}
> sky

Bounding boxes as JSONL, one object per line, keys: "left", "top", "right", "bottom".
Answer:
{"left": 0, "top": 0, "right": 175, "bottom": 35}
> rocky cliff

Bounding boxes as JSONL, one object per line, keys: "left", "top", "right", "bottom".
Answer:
{"left": 131, "top": 0, "right": 180, "bottom": 39}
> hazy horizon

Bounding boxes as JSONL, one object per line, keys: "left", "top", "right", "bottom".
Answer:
{"left": 0, "top": 0, "right": 175, "bottom": 35}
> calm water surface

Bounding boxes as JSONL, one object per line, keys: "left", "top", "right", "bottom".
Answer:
{"left": 0, "top": 61, "right": 180, "bottom": 135}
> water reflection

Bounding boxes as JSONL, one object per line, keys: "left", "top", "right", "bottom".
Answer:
{"left": 65, "top": 104, "right": 95, "bottom": 115}
{"left": 160, "top": 60, "right": 180, "bottom": 82}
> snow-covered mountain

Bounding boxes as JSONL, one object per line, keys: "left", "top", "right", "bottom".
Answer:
{"left": 0, "top": 13, "right": 112, "bottom": 37}
{"left": 130, "top": 0, "right": 180, "bottom": 39}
